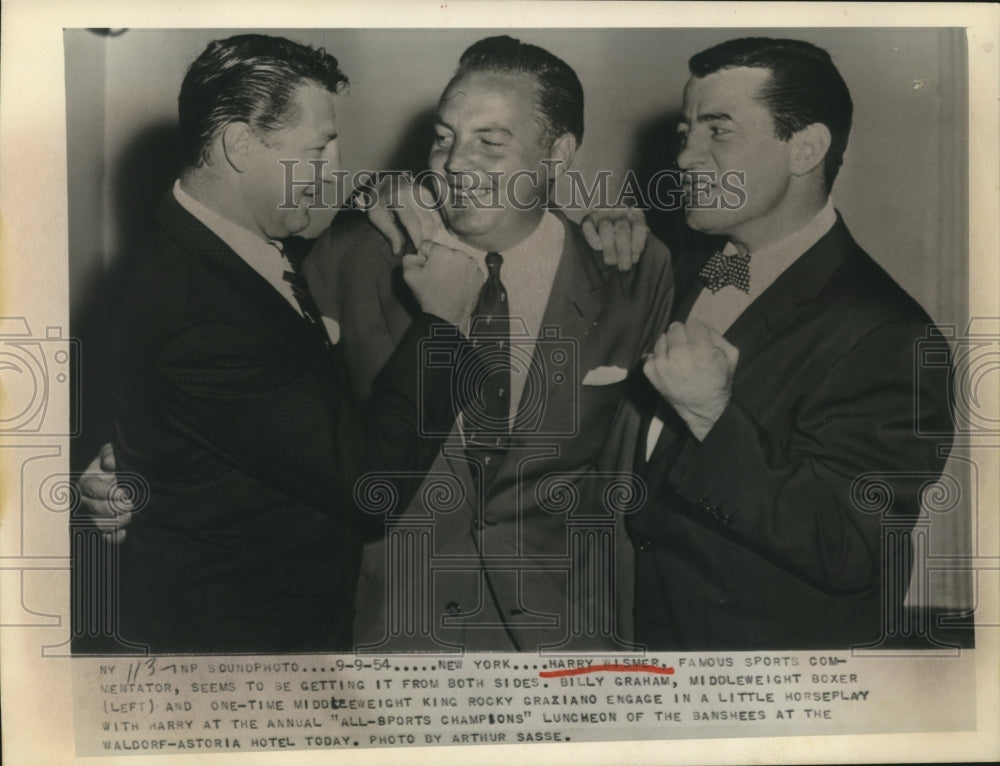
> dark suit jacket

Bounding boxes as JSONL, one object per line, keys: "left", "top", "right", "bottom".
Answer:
{"left": 111, "top": 193, "right": 461, "bottom": 654}
{"left": 304, "top": 210, "right": 674, "bottom": 651}
{"left": 628, "top": 216, "right": 954, "bottom": 650}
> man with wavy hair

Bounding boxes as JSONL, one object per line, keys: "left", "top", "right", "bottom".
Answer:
{"left": 94, "top": 34, "right": 482, "bottom": 653}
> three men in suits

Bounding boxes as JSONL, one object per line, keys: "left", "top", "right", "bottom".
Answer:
{"left": 104, "top": 34, "right": 483, "bottom": 653}
{"left": 305, "top": 36, "right": 674, "bottom": 652}
{"left": 82, "top": 34, "right": 953, "bottom": 654}
{"left": 630, "top": 37, "right": 953, "bottom": 649}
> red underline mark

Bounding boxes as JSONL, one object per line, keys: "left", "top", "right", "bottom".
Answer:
{"left": 539, "top": 664, "right": 675, "bottom": 678}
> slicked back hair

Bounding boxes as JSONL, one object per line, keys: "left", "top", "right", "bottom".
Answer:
{"left": 178, "top": 34, "right": 348, "bottom": 169}
{"left": 689, "top": 37, "right": 852, "bottom": 193}
{"left": 450, "top": 35, "right": 584, "bottom": 147}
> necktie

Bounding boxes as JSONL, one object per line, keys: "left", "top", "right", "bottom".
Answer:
{"left": 281, "top": 263, "right": 333, "bottom": 350}
{"left": 464, "top": 251, "right": 510, "bottom": 488}
{"left": 699, "top": 248, "right": 751, "bottom": 293}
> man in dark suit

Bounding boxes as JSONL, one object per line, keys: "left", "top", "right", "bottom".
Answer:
{"left": 105, "top": 35, "right": 482, "bottom": 653}
{"left": 629, "top": 37, "right": 953, "bottom": 650}
{"left": 305, "top": 36, "right": 674, "bottom": 652}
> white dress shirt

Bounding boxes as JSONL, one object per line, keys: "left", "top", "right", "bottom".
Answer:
{"left": 645, "top": 201, "right": 837, "bottom": 459}
{"left": 172, "top": 180, "right": 340, "bottom": 343}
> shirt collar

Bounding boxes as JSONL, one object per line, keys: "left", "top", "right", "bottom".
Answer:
{"left": 431, "top": 211, "right": 563, "bottom": 271}
{"left": 727, "top": 200, "right": 837, "bottom": 292}
{"left": 504, "top": 210, "right": 563, "bottom": 263}
{"left": 172, "top": 180, "right": 290, "bottom": 277}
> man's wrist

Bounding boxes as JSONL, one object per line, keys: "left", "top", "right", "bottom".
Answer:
{"left": 675, "top": 399, "right": 729, "bottom": 442}
{"left": 417, "top": 312, "right": 472, "bottom": 341}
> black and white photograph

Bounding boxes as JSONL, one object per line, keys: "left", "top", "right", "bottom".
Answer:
{"left": 1, "top": 3, "right": 998, "bottom": 765}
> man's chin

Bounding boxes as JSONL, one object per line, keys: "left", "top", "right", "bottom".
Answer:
{"left": 280, "top": 208, "right": 313, "bottom": 238}
{"left": 441, "top": 206, "right": 494, "bottom": 237}
{"left": 265, "top": 223, "right": 308, "bottom": 242}
{"left": 684, "top": 208, "right": 730, "bottom": 236}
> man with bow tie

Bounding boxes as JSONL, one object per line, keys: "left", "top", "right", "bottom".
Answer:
{"left": 629, "top": 37, "right": 953, "bottom": 650}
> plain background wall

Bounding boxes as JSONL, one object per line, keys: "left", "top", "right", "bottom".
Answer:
{"left": 64, "top": 27, "right": 970, "bottom": 608}
{"left": 68, "top": 27, "right": 968, "bottom": 325}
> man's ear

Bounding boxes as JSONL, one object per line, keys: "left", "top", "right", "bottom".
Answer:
{"left": 789, "top": 122, "right": 831, "bottom": 177}
{"left": 545, "top": 132, "right": 578, "bottom": 180}
{"left": 220, "top": 122, "right": 254, "bottom": 173}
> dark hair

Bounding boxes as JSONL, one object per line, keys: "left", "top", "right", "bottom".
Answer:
{"left": 689, "top": 37, "right": 852, "bottom": 192}
{"left": 178, "top": 34, "right": 348, "bottom": 169}
{"left": 451, "top": 35, "right": 584, "bottom": 146}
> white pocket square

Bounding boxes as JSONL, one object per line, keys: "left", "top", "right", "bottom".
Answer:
{"left": 582, "top": 365, "right": 628, "bottom": 386}
{"left": 321, "top": 316, "right": 341, "bottom": 345}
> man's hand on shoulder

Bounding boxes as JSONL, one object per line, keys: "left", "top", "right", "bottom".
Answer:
{"left": 581, "top": 207, "right": 649, "bottom": 272}
{"left": 403, "top": 241, "right": 484, "bottom": 327}
{"left": 643, "top": 319, "right": 739, "bottom": 441}
{"left": 356, "top": 175, "right": 446, "bottom": 256}
{"left": 77, "top": 443, "right": 133, "bottom": 544}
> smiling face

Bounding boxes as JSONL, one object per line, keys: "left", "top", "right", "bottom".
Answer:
{"left": 241, "top": 81, "right": 342, "bottom": 240}
{"left": 676, "top": 66, "right": 798, "bottom": 251}
{"left": 428, "top": 70, "right": 558, "bottom": 252}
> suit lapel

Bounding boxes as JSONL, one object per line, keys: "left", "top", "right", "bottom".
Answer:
{"left": 360, "top": 227, "right": 420, "bottom": 345}
{"left": 722, "top": 216, "right": 856, "bottom": 365}
{"left": 441, "top": 433, "right": 480, "bottom": 515}
{"left": 671, "top": 244, "right": 716, "bottom": 322}
{"left": 156, "top": 194, "right": 329, "bottom": 361}
{"left": 511, "top": 211, "right": 606, "bottom": 433}
{"left": 674, "top": 282, "right": 704, "bottom": 323}
{"left": 642, "top": 218, "right": 857, "bottom": 471}
{"left": 376, "top": 264, "right": 422, "bottom": 346}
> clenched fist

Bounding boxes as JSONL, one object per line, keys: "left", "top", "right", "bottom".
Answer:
{"left": 403, "top": 240, "right": 484, "bottom": 328}
{"left": 643, "top": 319, "right": 739, "bottom": 441}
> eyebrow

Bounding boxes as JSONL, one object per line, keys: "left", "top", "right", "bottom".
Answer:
{"left": 677, "top": 112, "right": 736, "bottom": 132}
{"left": 474, "top": 125, "right": 513, "bottom": 137}
{"left": 432, "top": 118, "right": 513, "bottom": 138}
{"left": 697, "top": 112, "right": 735, "bottom": 123}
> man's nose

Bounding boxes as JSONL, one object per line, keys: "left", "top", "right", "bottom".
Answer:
{"left": 321, "top": 142, "right": 342, "bottom": 179}
{"left": 676, "top": 132, "right": 704, "bottom": 171}
{"left": 443, "top": 139, "right": 476, "bottom": 176}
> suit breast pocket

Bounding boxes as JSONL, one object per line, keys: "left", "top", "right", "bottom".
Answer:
{"left": 570, "top": 379, "right": 627, "bottom": 453}
{"left": 580, "top": 379, "right": 627, "bottom": 413}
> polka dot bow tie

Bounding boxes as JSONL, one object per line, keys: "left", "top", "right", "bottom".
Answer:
{"left": 699, "top": 249, "right": 751, "bottom": 294}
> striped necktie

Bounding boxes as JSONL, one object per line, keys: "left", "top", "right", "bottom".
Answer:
{"left": 464, "top": 251, "right": 510, "bottom": 488}
{"left": 281, "top": 258, "right": 332, "bottom": 350}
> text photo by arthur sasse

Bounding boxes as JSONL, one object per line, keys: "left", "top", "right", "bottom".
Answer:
{"left": 65, "top": 27, "right": 973, "bottom": 660}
